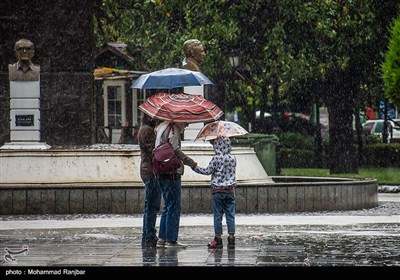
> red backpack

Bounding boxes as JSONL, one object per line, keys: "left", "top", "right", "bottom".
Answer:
{"left": 152, "top": 124, "right": 182, "bottom": 176}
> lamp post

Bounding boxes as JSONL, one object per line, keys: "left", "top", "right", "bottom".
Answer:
{"left": 223, "top": 49, "right": 239, "bottom": 121}
{"left": 228, "top": 49, "right": 240, "bottom": 69}
{"left": 226, "top": 50, "right": 240, "bottom": 122}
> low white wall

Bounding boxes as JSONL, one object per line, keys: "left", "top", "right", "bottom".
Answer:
{"left": 0, "top": 143, "right": 272, "bottom": 186}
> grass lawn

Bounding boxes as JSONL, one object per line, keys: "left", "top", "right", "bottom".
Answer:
{"left": 281, "top": 167, "right": 400, "bottom": 185}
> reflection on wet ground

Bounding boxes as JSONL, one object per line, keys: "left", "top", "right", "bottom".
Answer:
{"left": 0, "top": 195, "right": 399, "bottom": 267}
{"left": 0, "top": 223, "right": 399, "bottom": 267}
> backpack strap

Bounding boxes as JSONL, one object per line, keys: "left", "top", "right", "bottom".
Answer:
{"left": 161, "top": 123, "right": 173, "bottom": 144}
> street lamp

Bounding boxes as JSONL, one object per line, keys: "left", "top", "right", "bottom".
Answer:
{"left": 228, "top": 49, "right": 240, "bottom": 69}
{"left": 226, "top": 49, "right": 240, "bottom": 123}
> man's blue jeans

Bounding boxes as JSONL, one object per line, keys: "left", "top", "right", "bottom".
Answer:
{"left": 142, "top": 177, "right": 161, "bottom": 241}
{"left": 158, "top": 175, "right": 181, "bottom": 242}
{"left": 212, "top": 192, "right": 236, "bottom": 236}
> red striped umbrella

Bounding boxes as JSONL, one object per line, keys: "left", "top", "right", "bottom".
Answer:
{"left": 139, "top": 92, "right": 223, "bottom": 123}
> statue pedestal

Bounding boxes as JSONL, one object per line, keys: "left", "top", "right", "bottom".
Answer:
{"left": 184, "top": 85, "right": 205, "bottom": 140}
{"left": 4, "top": 79, "right": 51, "bottom": 149}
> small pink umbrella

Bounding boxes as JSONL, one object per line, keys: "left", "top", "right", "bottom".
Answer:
{"left": 195, "top": 120, "right": 248, "bottom": 141}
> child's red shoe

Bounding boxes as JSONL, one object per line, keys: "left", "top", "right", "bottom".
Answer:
{"left": 207, "top": 236, "right": 223, "bottom": 249}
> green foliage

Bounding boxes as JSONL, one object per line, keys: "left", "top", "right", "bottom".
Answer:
{"left": 278, "top": 131, "right": 316, "bottom": 168}
{"left": 382, "top": 16, "right": 400, "bottom": 107}
{"left": 93, "top": 0, "right": 400, "bottom": 173}
{"left": 361, "top": 143, "right": 400, "bottom": 168}
{"left": 282, "top": 167, "right": 400, "bottom": 185}
{"left": 281, "top": 141, "right": 400, "bottom": 169}
{"left": 278, "top": 132, "right": 314, "bottom": 150}
{"left": 280, "top": 148, "right": 315, "bottom": 168}
{"left": 94, "top": 1, "right": 399, "bottom": 106}
{"left": 366, "top": 133, "right": 383, "bottom": 144}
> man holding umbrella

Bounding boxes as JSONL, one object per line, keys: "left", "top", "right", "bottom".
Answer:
{"left": 138, "top": 113, "right": 161, "bottom": 247}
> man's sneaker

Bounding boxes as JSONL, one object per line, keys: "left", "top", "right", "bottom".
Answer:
{"left": 227, "top": 235, "right": 235, "bottom": 249}
{"left": 156, "top": 239, "right": 166, "bottom": 248}
{"left": 165, "top": 241, "right": 188, "bottom": 249}
{"left": 208, "top": 236, "right": 223, "bottom": 249}
{"left": 142, "top": 237, "right": 159, "bottom": 248}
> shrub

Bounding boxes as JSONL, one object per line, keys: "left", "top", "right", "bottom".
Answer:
{"left": 280, "top": 148, "right": 315, "bottom": 168}
{"left": 361, "top": 143, "right": 400, "bottom": 167}
{"left": 277, "top": 132, "right": 314, "bottom": 150}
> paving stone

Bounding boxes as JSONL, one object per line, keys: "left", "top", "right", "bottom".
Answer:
{"left": 0, "top": 196, "right": 399, "bottom": 268}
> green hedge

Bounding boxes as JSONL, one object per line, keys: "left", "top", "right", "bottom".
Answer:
{"left": 280, "top": 148, "right": 315, "bottom": 168}
{"left": 280, "top": 144, "right": 400, "bottom": 168}
{"left": 278, "top": 132, "right": 314, "bottom": 150}
{"left": 235, "top": 133, "right": 400, "bottom": 169}
{"left": 361, "top": 143, "right": 400, "bottom": 167}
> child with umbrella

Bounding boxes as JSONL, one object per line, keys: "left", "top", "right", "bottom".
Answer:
{"left": 192, "top": 136, "right": 237, "bottom": 249}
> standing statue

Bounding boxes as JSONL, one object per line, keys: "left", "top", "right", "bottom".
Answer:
{"left": 8, "top": 39, "right": 40, "bottom": 81}
{"left": 182, "top": 39, "right": 206, "bottom": 72}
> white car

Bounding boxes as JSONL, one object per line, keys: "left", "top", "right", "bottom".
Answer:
{"left": 362, "top": 119, "right": 400, "bottom": 142}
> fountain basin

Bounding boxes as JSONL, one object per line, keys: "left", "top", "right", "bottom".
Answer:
{"left": 0, "top": 145, "right": 378, "bottom": 214}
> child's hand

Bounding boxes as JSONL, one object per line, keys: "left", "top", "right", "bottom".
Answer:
{"left": 191, "top": 161, "right": 198, "bottom": 169}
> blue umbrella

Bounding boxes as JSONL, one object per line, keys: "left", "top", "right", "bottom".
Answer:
{"left": 131, "top": 67, "right": 213, "bottom": 89}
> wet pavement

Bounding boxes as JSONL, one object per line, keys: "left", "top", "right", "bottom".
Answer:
{"left": 0, "top": 193, "right": 399, "bottom": 274}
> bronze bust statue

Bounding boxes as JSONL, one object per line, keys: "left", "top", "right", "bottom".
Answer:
{"left": 9, "top": 39, "right": 40, "bottom": 81}
{"left": 182, "top": 39, "right": 205, "bottom": 72}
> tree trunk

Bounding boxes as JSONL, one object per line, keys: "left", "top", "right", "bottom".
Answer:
{"left": 314, "top": 97, "right": 323, "bottom": 168}
{"left": 354, "top": 105, "right": 364, "bottom": 164}
{"left": 272, "top": 76, "right": 281, "bottom": 133}
{"left": 327, "top": 74, "right": 359, "bottom": 174}
{"left": 383, "top": 98, "right": 389, "bottom": 143}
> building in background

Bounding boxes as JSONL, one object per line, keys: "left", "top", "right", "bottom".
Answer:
{"left": 94, "top": 42, "right": 147, "bottom": 144}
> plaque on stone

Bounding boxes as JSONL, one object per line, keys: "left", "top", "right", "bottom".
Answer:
{"left": 15, "top": 114, "right": 34, "bottom": 126}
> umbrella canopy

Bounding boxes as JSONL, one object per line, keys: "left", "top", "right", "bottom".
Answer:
{"left": 131, "top": 67, "right": 214, "bottom": 89}
{"left": 139, "top": 92, "right": 223, "bottom": 123}
{"left": 195, "top": 120, "right": 248, "bottom": 141}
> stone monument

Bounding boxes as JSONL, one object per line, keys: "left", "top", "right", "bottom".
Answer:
{"left": 1, "top": 39, "right": 50, "bottom": 149}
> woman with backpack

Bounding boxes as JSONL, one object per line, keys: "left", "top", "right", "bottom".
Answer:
{"left": 154, "top": 121, "right": 197, "bottom": 249}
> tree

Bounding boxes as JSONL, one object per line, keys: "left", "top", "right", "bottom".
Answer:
{"left": 383, "top": 16, "right": 400, "bottom": 108}
{"left": 295, "top": 1, "right": 399, "bottom": 173}
{"left": 94, "top": 0, "right": 399, "bottom": 174}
